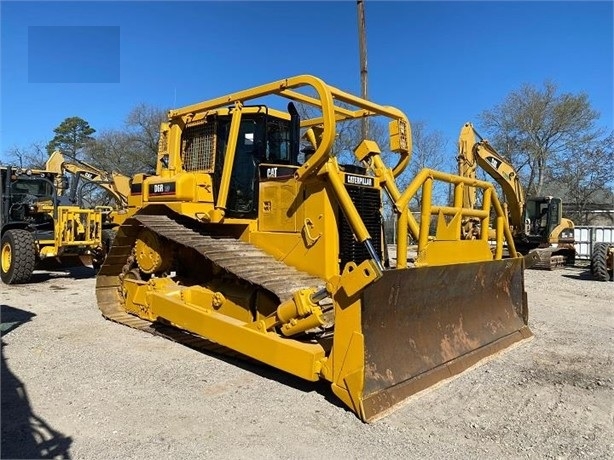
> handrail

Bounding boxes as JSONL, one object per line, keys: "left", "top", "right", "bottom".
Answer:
{"left": 166, "top": 74, "right": 412, "bottom": 180}
{"left": 394, "top": 168, "right": 518, "bottom": 268}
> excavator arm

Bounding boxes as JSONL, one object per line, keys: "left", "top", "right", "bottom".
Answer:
{"left": 46, "top": 151, "right": 130, "bottom": 208}
{"left": 457, "top": 123, "right": 526, "bottom": 233}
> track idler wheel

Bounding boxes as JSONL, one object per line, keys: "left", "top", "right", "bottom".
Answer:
{"left": 134, "top": 228, "right": 172, "bottom": 274}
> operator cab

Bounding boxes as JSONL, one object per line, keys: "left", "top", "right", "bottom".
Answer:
{"left": 10, "top": 177, "right": 54, "bottom": 203}
{"left": 525, "top": 196, "right": 562, "bottom": 240}
{"left": 223, "top": 115, "right": 297, "bottom": 215}
{"left": 180, "top": 103, "right": 301, "bottom": 218}
{"left": 0, "top": 167, "right": 56, "bottom": 226}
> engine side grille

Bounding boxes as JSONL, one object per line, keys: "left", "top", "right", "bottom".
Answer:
{"left": 181, "top": 122, "right": 216, "bottom": 172}
{"left": 158, "top": 129, "right": 168, "bottom": 154}
{"left": 339, "top": 185, "right": 382, "bottom": 270}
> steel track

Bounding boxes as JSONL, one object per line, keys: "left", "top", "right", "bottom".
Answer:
{"left": 95, "top": 213, "right": 325, "bottom": 357}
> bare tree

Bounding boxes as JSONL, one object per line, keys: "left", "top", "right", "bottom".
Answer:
{"left": 397, "top": 121, "right": 449, "bottom": 209}
{"left": 84, "top": 129, "right": 155, "bottom": 176}
{"left": 85, "top": 103, "right": 167, "bottom": 175}
{"left": 125, "top": 103, "right": 168, "bottom": 160}
{"left": 3, "top": 142, "right": 48, "bottom": 169}
{"left": 550, "top": 132, "right": 614, "bottom": 225}
{"left": 479, "top": 81, "right": 602, "bottom": 196}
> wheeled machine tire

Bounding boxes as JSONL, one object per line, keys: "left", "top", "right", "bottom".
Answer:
{"left": 1, "top": 229, "right": 36, "bottom": 284}
{"left": 591, "top": 242, "right": 613, "bottom": 282}
{"left": 93, "top": 228, "right": 117, "bottom": 271}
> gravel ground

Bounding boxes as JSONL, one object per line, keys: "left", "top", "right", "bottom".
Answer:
{"left": 1, "top": 263, "right": 612, "bottom": 459}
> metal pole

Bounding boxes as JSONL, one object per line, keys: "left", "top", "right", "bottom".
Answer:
{"left": 357, "top": 0, "right": 369, "bottom": 139}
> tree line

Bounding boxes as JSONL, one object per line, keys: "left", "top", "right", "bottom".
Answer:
{"left": 4, "top": 104, "right": 167, "bottom": 177}
{"left": 479, "top": 80, "right": 612, "bottom": 225}
{"left": 3, "top": 81, "right": 612, "bottom": 225}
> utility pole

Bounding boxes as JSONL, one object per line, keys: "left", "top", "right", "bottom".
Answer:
{"left": 357, "top": 0, "right": 369, "bottom": 139}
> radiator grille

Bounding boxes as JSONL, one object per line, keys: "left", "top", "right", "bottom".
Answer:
{"left": 339, "top": 185, "right": 382, "bottom": 270}
{"left": 181, "top": 122, "right": 216, "bottom": 172}
{"left": 158, "top": 129, "right": 168, "bottom": 154}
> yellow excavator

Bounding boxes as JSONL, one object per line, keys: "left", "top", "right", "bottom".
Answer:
{"left": 96, "top": 75, "right": 533, "bottom": 422}
{"left": 457, "top": 122, "right": 576, "bottom": 269}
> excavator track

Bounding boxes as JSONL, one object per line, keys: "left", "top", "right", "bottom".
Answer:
{"left": 528, "top": 247, "right": 567, "bottom": 270}
{"left": 95, "top": 212, "right": 325, "bottom": 358}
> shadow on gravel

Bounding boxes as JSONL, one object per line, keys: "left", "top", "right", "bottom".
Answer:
{"left": 220, "top": 354, "right": 345, "bottom": 411}
{"left": 1, "top": 305, "right": 36, "bottom": 336}
{"left": 148, "top": 322, "right": 347, "bottom": 413}
{"left": 29, "top": 265, "right": 96, "bottom": 283}
{"left": 1, "top": 305, "right": 73, "bottom": 459}
{"left": 561, "top": 270, "right": 595, "bottom": 281}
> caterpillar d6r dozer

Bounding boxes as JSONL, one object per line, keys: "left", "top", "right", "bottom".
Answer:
{"left": 96, "top": 75, "right": 533, "bottom": 422}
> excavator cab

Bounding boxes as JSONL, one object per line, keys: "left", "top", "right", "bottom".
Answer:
{"left": 525, "top": 196, "right": 560, "bottom": 239}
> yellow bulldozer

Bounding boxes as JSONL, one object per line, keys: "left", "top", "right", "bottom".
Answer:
{"left": 96, "top": 75, "right": 533, "bottom": 422}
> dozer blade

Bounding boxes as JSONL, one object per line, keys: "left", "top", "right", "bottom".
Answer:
{"left": 359, "top": 257, "right": 532, "bottom": 421}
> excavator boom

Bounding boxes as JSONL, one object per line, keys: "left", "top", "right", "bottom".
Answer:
{"left": 458, "top": 123, "right": 525, "bottom": 230}
{"left": 46, "top": 150, "right": 130, "bottom": 209}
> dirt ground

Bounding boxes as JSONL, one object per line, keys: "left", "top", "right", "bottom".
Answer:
{"left": 1, "top": 263, "right": 612, "bottom": 459}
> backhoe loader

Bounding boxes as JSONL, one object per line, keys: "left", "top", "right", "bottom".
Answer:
{"left": 457, "top": 122, "right": 576, "bottom": 269}
{"left": 1, "top": 165, "right": 102, "bottom": 284}
{"left": 45, "top": 150, "right": 131, "bottom": 267}
{"left": 96, "top": 75, "right": 533, "bottom": 422}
